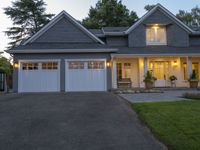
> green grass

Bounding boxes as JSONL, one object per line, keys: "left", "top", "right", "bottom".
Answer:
{"left": 132, "top": 101, "right": 200, "bottom": 150}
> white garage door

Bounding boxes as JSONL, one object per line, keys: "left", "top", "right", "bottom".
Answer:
{"left": 65, "top": 60, "right": 107, "bottom": 91}
{"left": 18, "top": 60, "right": 60, "bottom": 92}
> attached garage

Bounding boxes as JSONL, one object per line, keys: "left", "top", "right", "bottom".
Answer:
{"left": 65, "top": 59, "right": 107, "bottom": 92}
{"left": 18, "top": 60, "right": 60, "bottom": 92}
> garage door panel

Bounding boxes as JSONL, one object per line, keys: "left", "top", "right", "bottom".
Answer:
{"left": 19, "top": 61, "right": 60, "bottom": 93}
{"left": 65, "top": 60, "right": 106, "bottom": 92}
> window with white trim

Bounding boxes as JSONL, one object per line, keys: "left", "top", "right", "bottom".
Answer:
{"left": 68, "top": 62, "right": 84, "bottom": 69}
{"left": 22, "top": 63, "right": 38, "bottom": 70}
{"left": 146, "top": 26, "right": 167, "bottom": 45}
{"left": 42, "top": 62, "right": 58, "bottom": 70}
{"left": 88, "top": 61, "right": 104, "bottom": 69}
{"left": 124, "top": 63, "right": 131, "bottom": 78}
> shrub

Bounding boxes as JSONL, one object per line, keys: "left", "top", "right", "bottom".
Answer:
{"left": 182, "top": 93, "right": 200, "bottom": 100}
{"left": 169, "top": 75, "right": 177, "bottom": 81}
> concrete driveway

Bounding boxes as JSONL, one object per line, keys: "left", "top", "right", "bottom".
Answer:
{"left": 0, "top": 92, "right": 166, "bottom": 150}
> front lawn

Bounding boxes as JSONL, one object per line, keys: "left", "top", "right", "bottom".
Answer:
{"left": 132, "top": 101, "right": 200, "bottom": 150}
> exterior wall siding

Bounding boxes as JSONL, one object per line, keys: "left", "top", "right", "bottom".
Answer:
{"left": 190, "top": 36, "right": 200, "bottom": 46}
{"left": 128, "top": 25, "right": 146, "bottom": 47}
{"left": 167, "top": 24, "right": 189, "bottom": 47}
{"left": 13, "top": 53, "right": 112, "bottom": 92}
{"left": 34, "top": 16, "right": 95, "bottom": 43}
{"left": 128, "top": 9, "right": 189, "bottom": 47}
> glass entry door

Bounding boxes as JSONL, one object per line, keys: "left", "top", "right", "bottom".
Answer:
{"left": 150, "top": 61, "right": 169, "bottom": 87}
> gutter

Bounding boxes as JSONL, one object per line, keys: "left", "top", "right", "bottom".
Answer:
{"left": 111, "top": 53, "right": 200, "bottom": 58}
{"left": 7, "top": 48, "right": 118, "bottom": 54}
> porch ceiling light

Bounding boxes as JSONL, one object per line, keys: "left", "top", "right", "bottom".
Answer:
{"left": 173, "top": 61, "right": 177, "bottom": 66}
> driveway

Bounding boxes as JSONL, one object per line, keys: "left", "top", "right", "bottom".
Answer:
{"left": 0, "top": 92, "right": 166, "bottom": 150}
{"left": 120, "top": 90, "right": 200, "bottom": 103}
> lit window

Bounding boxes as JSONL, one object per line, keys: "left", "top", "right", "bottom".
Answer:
{"left": 146, "top": 26, "right": 167, "bottom": 45}
{"left": 88, "top": 61, "right": 104, "bottom": 69}
{"left": 68, "top": 62, "right": 84, "bottom": 69}
{"left": 22, "top": 63, "right": 38, "bottom": 70}
{"left": 183, "top": 62, "right": 199, "bottom": 80}
{"left": 124, "top": 63, "right": 131, "bottom": 78}
{"left": 42, "top": 62, "right": 58, "bottom": 70}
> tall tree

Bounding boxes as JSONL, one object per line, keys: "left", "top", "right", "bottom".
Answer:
{"left": 4, "top": 0, "right": 54, "bottom": 49}
{"left": 82, "top": 0, "right": 138, "bottom": 29}
{"left": 144, "top": 4, "right": 156, "bottom": 11}
{"left": 176, "top": 6, "right": 200, "bottom": 26}
{"left": 176, "top": 10, "right": 193, "bottom": 26}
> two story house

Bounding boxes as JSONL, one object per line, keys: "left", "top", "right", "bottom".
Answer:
{"left": 8, "top": 4, "right": 200, "bottom": 92}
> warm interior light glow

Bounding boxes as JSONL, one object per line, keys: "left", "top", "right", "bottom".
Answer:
{"left": 106, "top": 62, "right": 111, "bottom": 67}
{"left": 174, "top": 61, "right": 177, "bottom": 66}
{"left": 14, "top": 63, "right": 19, "bottom": 69}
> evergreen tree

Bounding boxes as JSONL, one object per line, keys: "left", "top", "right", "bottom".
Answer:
{"left": 144, "top": 4, "right": 156, "bottom": 11}
{"left": 4, "top": 0, "right": 54, "bottom": 49}
{"left": 82, "top": 0, "right": 138, "bottom": 29}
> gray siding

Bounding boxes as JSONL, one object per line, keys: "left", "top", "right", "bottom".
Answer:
{"left": 35, "top": 16, "right": 95, "bottom": 43}
{"left": 167, "top": 24, "right": 189, "bottom": 47}
{"left": 13, "top": 53, "right": 112, "bottom": 92}
{"left": 128, "top": 25, "right": 146, "bottom": 47}
{"left": 190, "top": 36, "right": 200, "bottom": 46}
{"left": 106, "top": 36, "right": 128, "bottom": 47}
{"left": 128, "top": 9, "right": 189, "bottom": 47}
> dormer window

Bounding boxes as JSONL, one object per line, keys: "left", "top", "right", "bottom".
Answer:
{"left": 146, "top": 25, "right": 167, "bottom": 45}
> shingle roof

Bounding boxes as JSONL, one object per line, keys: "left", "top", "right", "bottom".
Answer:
{"left": 115, "top": 46, "right": 200, "bottom": 55}
{"left": 89, "top": 29, "right": 103, "bottom": 35}
{"left": 102, "top": 27, "right": 129, "bottom": 32}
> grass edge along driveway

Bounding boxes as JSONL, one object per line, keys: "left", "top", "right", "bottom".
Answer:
{"left": 132, "top": 100, "right": 200, "bottom": 150}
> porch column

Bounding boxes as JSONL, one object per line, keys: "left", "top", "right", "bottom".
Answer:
{"left": 112, "top": 60, "right": 117, "bottom": 89}
{"left": 187, "top": 57, "right": 192, "bottom": 77}
{"left": 144, "top": 57, "right": 148, "bottom": 75}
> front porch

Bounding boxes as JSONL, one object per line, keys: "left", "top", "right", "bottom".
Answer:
{"left": 111, "top": 56, "right": 200, "bottom": 89}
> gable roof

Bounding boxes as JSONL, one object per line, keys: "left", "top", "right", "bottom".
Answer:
{"left": 23, "top": 11, "right": 104, "bottom": 45}
{"left": 125, "top": 3, "right": 194, "bottom": 34}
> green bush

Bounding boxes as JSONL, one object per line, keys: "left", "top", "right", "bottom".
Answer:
{"left": 182, "top": 93, "right": 200, "bottom": 100}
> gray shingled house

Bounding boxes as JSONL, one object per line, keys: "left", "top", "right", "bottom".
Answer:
{"left": 7, "top": 4, "right": 200, "bottom": 92}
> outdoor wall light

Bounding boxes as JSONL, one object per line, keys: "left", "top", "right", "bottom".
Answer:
{"left": 173, "top": 61, "right": 177, "bottom": 66}
{"left": 106, "top": 62, "right": 111, "bottom": 67}
{"left": 14, "top": 63, "right": 19, "bottom": 69}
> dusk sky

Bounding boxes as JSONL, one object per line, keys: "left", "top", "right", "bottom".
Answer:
{"left": 0, "top": 0, "right": 200, "bottom": 58}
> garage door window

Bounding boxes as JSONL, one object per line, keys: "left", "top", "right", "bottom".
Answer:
{"left": 69, "top": 62, "right": 84, "bottom": 69}
{"left": 42, "top": 62, "right": 58, "bottom": 70}
{"left": 88, "top": 61, "right": 104, "bottom": 69}
{"left": 22, "top": 63, "right": 38, "bottom": 70}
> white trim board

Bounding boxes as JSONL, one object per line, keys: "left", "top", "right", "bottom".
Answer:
{"left": 111, "top": 54, "right": 200, "bottom": 58}
{"left": 7, "top": 48, "right": 118, "bottom": 54}
{"left": 23, "top": 11, "right": 105, "bottom": 45}
{"left": 18, "top": 59, "right": 61, "bottom": 63}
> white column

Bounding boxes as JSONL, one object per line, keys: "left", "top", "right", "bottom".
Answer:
{"left": 112, "top": 60, "right": 117, "bottom": 89}
{"left": 144, "top": 57, "right": 148, "bottom": 76}
{"left": 187, "top": 57, "right": 192, "bottom": 77}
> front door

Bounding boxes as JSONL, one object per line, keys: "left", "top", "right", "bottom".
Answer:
{"left": 150, "top": 61, "right": 169, "bottom": 87}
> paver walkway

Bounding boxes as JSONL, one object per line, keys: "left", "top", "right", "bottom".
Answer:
{"left": 120, "top": 90, "right": 199, "bottom": 103}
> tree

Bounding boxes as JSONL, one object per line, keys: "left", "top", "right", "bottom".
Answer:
{"left": 176, "top": 6, "right": 200, "bottom": 26}
{"left": 144, "top": 4, "right": 156, "bottom": 11}
{"left": 4, "top": 0, "right": 54, "bottom": 49}
{"left": 82, "top": 0, "right": 138, "bottom": 29}
{"left": 0, "top": 56, "right": 13, "bottom": 89}
{"left": 176, "top": 10, "right": 194, "bottom": 26}
{"left": 191, "top": 6, "right": 200, "bottom": 26}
